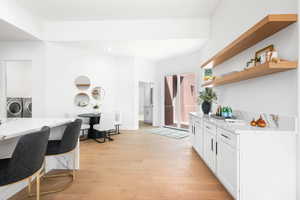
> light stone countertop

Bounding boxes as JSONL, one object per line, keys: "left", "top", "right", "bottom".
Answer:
{"left": 0, "top": 118, "right": 74, "bottom": 140}
{"left": 190, "top": 112, "right": 297, "bottom": 135}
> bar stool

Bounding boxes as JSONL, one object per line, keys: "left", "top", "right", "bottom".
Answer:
{"left": 0, "top": 127, "right": 50, "bottom": 200}
{"left": 38, "top": 119, "right": 82, "bottom": 195}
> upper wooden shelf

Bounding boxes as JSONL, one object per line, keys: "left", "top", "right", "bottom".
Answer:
{"left": 202, "top": 61, "right": 297, "bottom": 87}
{"left": 201, "top": 14, "right": 297, "bottom": 68}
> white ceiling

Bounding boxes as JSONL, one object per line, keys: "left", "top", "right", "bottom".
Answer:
{"left": 16, "top": 0, "right": 220, "bottom": 21}
{"left": 0, "top": 19, "right": 39, "bottom": 41}
{"left": 77, "top": 39, "right": 207, "bottom": 61}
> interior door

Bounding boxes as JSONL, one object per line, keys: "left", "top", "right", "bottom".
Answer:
{"left": 164, "top": 75, "right": 178, "bottom": 127}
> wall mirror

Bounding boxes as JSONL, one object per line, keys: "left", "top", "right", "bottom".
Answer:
{"left": 91, "top": 87, "right": 105, "bottom": 100}
{"left": 74, "top": 93, "right": 90, "bottom": 107}
{"left": 75, "top": 76, "right": 91, "bottom": 90}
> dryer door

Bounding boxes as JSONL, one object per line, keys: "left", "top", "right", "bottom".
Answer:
{"left": 8, "top": 101, "right": 22, "bottom": 116}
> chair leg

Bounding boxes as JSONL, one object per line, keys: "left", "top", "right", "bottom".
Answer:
{"left": 31, "top": 155, "right": 74, "bottom": 197}
{"left": 73, "top": 150, "right": 76, "bottom": 180}
{"left": 27, "top": 176, "right": 32, "bottom": 196}
{"left": 36, "top": 172, "right": 40, "bottom": 200}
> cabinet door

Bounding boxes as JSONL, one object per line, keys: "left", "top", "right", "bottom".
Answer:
{"left": 189, "top": 117, "right": 195, "bottom": 146}
{"left": 204, "top": 131, "right": 216, "bottom": 172}
{"left": 216, "top": 139, "right": 237, "bottom": 198}
{"left": 195, "top": 122, "right": 203, "bottom": 157}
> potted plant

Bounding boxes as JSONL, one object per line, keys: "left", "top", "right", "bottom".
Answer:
{"left": 93, "top": 103, "right": 101, "bottom": 114}
{"left": 198, "top": 88, "right": 217, "bottom": 115}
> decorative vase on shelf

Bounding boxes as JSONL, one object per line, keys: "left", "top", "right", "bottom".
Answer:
{"left": 202, "top": 101, "right": 211, "bottom": 115}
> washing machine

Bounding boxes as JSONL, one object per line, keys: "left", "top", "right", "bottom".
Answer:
{"left": 22, "top": 98, "right": 32, "bottom": 118}
{"left": 7, "top": 98, "right": 23, "bottom": 118}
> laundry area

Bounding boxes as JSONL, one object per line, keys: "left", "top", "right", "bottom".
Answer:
{"left": 5, "top": 61, "right": 32, "bottom": 118}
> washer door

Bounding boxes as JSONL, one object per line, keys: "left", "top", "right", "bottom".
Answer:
{"left": 8, "top": 101, "right": 22, "bottom": 116}
{"left": 27, "top": 102, "right": 32, "bottom": 114}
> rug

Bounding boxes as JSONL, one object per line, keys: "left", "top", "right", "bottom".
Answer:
{"left": 146, "top": 127, "right": 189, "bottom": 139}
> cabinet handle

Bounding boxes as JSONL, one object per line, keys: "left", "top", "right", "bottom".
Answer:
{"left": 211, "top": 139, "right": 213, "bottom": 152}
{"left": 221, "top": 134, "right": 230, "bottom": 140}
{"left": 216, "top": 142, "right": 218, "bottom": 155}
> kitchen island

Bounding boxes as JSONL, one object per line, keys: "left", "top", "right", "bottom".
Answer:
{"left": 189, "top": 112, "right": 297, "bottom": 200}
{"left": 0, "top": 118, "right": 78, "bottom": 200}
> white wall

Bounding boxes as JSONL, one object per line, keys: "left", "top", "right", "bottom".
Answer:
{"left": 43, "top": 18, "right": 210, "bottom": 41}
{"left": 200, "top": 0, "right": 298, "bottom": 116}
{"left": 0, "top": 41, "right": 156, "bottom": 130}
{"left": 43, "top": 42, "right": 157, "bottom": 130}
{"left": 0, "top": 41, "right": 46, "bottom": 118}
{"left": 297, "top": 1, "right": 300, "bottom": 199}
{"left": 0, "top": 0, "right": 42, "bottom": 39}
{"left": 6, "top": 61, "right": 32, "bottom": 98}
{"left": 139, "top": 83, "right": 145, "bottom": 117}
{"left": 0, "top": 63, "right": 6, "bottom": 119}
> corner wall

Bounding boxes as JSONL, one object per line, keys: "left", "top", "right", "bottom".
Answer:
{"left": 0, "top": 41, "right": 46, "bottom": 118}
{"left": 201, "top": 0, "right": 298, "bottom": 116}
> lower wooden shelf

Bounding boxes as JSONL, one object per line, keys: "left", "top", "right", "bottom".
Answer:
{"left": 202, "top": 61, "right": 297, "bottom": 87}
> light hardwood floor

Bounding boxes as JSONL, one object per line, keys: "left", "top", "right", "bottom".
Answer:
{"left": 11, "top": 125, "right": 233, "bottom": 200}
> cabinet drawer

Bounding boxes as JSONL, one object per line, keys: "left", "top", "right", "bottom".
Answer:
{"left": 218, "top": 128, "right": 237, "bottom": 149}
{"left": 204, "top": 122, "right": 216, "bottom": 134}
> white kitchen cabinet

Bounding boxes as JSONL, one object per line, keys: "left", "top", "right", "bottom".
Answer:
{"left": 194, "top": 121, "right": 203, "bottom": 157}
{"left": 189, "top": 113, "right": 297, "bottom": 200}
{"left": 216, "top": 129, "right": 238, "bottom": 199}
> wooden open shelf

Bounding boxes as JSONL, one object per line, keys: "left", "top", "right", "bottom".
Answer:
{"left": 201, "top": 14, "right": 297, "bottom": 68}
{"left": 202, "top": 61, "right": 297, "bottom": 87}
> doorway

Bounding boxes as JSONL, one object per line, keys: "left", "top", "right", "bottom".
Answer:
{"left": 164, "top": 73, "right": 197, "bottom": 129}
{"left": 1, "top": 61, "right": 33, "bottom": 119}
{"left": 139, "top": 81, "right": 154, "bottom": 128}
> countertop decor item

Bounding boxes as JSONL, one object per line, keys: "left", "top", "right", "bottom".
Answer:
{"left": 256, "top": 115, "right": 267, "bottom": 128}
{"left": 250, "top": 118, "right": 257, "bottom": 126}
{"left": 255, "top": 45, "right": 274, "bottom": 65}
{"left": 198, "top": 88, "right": 217, "bottom": 115}
{"left": 92, "top": 103, "right": 101, "bottom": 114}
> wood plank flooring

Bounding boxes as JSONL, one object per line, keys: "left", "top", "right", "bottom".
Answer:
{"left": 11, "top": 125, "right": 233, "bottom": 200}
